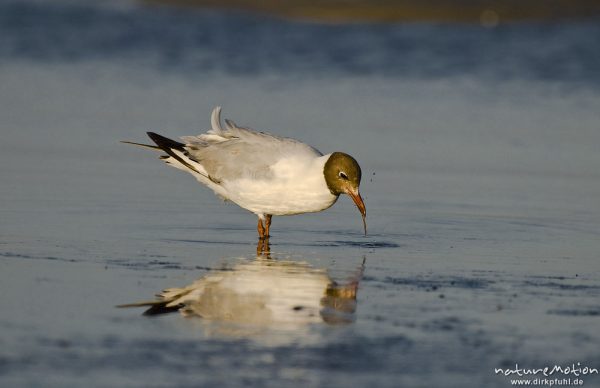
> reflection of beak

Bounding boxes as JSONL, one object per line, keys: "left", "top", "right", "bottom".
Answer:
{"left": 346, "top": 188, "right": 367, "bottom": 236}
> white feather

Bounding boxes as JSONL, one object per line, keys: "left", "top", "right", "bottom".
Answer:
{"left": 210, "top": 105, "right": 223, "bottom": 133}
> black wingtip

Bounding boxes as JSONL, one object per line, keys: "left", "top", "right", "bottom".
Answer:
{"left": 116, "top": 301, "right": 183, "bottom": 316}
{"left": 146, "top": 132, "right": 185, "bottom": 151}
{"left": 142, "top": 303, "right": 184, "bottom": 316}
{"left": 146, "top": 132, "right": 203, "bottom": 175}
{"left": 120, "top": 140, "right": 161, "bottom": 150}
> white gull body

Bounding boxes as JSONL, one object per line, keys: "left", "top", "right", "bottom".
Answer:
{"left": 125, "top": 106, "right": 366, "bottom": 239}
{"left": 117, "top": 256, "right": 364, "bottom": 338}
{"left": 160, "top": 107, "right": 338, "bottom": 219}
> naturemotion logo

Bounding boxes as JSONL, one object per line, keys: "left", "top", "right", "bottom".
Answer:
{"left": 494, "top": 363, "right": 598, "bottom": 386}
{"left": 495, "top": 363, "right": 598, "bottom": 378}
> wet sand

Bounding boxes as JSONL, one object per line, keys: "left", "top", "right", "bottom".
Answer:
{"left": 143, "top": 0, "right": 600, "bottom": 23}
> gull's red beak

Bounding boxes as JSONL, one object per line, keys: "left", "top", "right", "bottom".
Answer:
{"left": 346, "top": 188, "right": 367, "bottom": 236}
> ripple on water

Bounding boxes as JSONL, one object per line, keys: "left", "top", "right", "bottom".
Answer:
{"left": 364, "top": 275, "right": 493, "bottom": 290}
{"left": 318, "top": 240, "right": 402, "bottom": 248}
{"left": 546, "top": 309, "right": 600, "bottom": 317}
{"left": 0, "top": 251, "right": 77, "bottom": 263}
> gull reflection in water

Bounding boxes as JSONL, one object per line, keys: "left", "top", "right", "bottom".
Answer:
{"left": 119, "top": 240, "right": 365, "bottom": 336}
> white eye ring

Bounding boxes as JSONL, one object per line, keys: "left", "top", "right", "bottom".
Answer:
{"left": 339, "top": 172, "right": 348, "bottom": 180}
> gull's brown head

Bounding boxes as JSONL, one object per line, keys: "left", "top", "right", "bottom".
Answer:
{"left": 324, "top": 152, "right": 367, "bottom": 235}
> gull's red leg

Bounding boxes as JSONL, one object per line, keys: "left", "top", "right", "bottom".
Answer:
{"left": 257, "top": 217, "right": 266, "bottom": 239}
{"left": 264, "top": 214, "right": 272, "bottom": 238}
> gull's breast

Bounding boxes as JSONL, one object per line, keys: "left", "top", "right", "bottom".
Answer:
{"left": 223, "top": 154, "right": 337, "bottom": 215}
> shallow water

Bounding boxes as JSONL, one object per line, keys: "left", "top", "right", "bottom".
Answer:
{"left": 1, "top": 1, "right": 600, "bottom": 387}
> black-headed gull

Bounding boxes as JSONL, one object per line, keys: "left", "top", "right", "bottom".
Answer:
{"left": 118, "top": 255, "right": 364, "bottom": 328}
{"left": 123, "top": 107, "right": 366, "bottom": 238}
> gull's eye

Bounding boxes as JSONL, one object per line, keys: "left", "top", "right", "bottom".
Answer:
{"left": 339, "top": 171, "right": 348, "bottom": 180}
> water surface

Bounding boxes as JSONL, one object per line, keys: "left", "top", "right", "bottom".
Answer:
{"left": 1, "top": 0, "right": 599, "bottom": 386}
